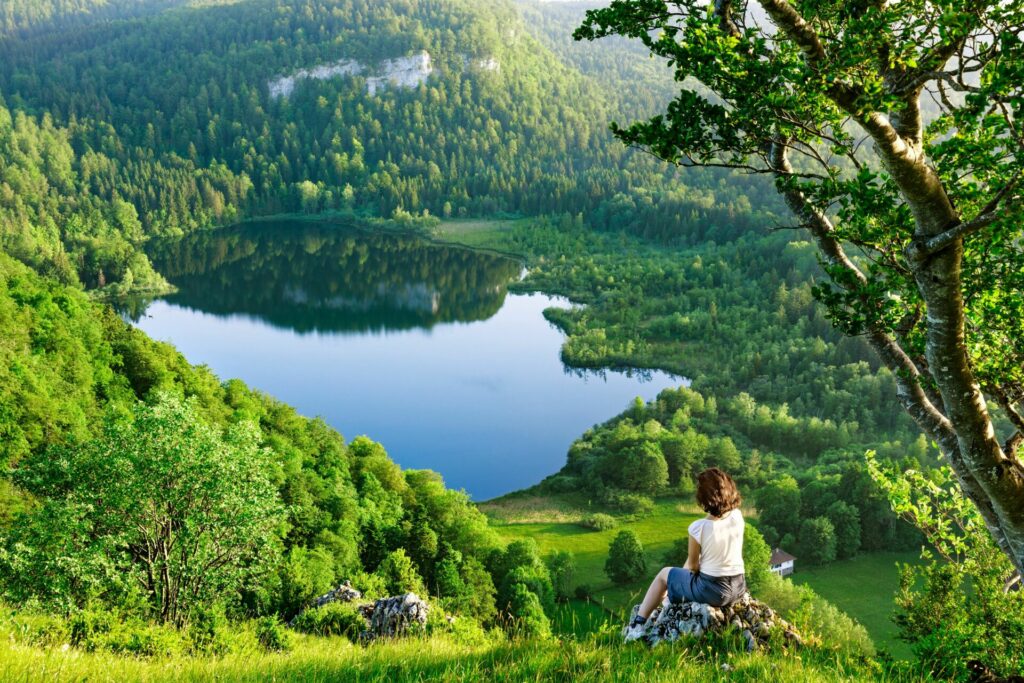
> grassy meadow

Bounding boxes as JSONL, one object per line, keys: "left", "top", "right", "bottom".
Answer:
{"left": 481, "top": 494, "right": 708, "bottom": 616}
{"left": 793, "top": 552, "right": 921, "bottom": 660}
{"left": 482, "top": 492, "right": 915, "bottom": 657}
{"left": 0, "top": 626, "right": 909, "bottom": 682}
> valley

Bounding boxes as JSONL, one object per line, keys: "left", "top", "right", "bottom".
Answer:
{"left": 1, "top": 0, "right": 1021, "bottom": 681}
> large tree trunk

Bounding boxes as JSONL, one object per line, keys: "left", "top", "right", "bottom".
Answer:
{"left": 912, "top": 217, "right": 1024, "bottom": 578}
{"left": 756, "top": 0, "right": 1024, "bottom": 578}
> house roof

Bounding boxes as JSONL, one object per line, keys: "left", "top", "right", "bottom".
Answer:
{"left": 770, "top": 548, "right": 797, "bottom": 564}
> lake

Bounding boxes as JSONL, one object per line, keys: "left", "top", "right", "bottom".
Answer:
{"left": 128, "top": 220, "right": 683, "bottom": 499}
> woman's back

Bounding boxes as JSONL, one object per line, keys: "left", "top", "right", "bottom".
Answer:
{"left": 688, "top": 508, "right": 745, "bottom": 577}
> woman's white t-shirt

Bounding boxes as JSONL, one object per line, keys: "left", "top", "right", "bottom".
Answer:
{"left": 687, "top": 508, "right": 745, "bottom": 577}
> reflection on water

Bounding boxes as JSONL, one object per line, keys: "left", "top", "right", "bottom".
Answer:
{"left": 129, "top": 220, "right": 685, "bottom": 499}
{"left": 136, "top": 220, "right": 523, "bottom": 333}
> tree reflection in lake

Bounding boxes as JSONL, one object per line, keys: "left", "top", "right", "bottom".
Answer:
{"left": 138, "top": 221, "right": 523, "bottom": 334}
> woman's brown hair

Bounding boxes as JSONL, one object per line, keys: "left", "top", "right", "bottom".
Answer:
{"left": 695, "top": 467, "right": 742, "bottom": 518}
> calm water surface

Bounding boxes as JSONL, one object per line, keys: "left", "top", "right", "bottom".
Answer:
{"left": 130, "top": 221, "right": 683, "bottom": 499}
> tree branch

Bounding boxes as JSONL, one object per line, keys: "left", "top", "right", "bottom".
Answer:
{"left": 906, "top": 176, "right": 1021, "bottom": 261}
{"left": 991, "top": 385, "right": 1024, "bottom": 459}
{"left": 767, "top": 141, "right": 957, "bottom": 444}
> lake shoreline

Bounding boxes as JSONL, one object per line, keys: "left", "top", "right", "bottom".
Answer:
{"left": 131, "top": 217, "right": 685, "bottom": 500}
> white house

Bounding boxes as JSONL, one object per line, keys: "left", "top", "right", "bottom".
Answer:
{"left": 769, "top": 548, "right": 796, "bottom": 577}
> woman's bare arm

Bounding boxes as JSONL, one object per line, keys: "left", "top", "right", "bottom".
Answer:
{"left": 684, "top": 535, "right": 700, "bottom": 573}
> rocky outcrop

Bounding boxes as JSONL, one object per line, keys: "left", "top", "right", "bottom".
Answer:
{"left": 268, "top": 50, "right": 499, "bottom": 99}
{"left": 624, "top": 593, "right": 802, "bottom": 651}
{"left": 291, "top": 581, "right": 430, "bottom": 641}
{"left": 267, "top": 52, "right": 433, "bottom": 99}
{"left": 268, "top": 60, "right": 363, "bottom": 99}
{"left": 366, "top": 52, "right": 434, "bottom": 95}
{"left": 360, "top": 593, "right": 431, "bottom": 638}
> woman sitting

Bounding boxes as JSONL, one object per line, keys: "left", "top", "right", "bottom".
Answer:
{"left": 625, "top": 467, "right": 747, "bottom": 641}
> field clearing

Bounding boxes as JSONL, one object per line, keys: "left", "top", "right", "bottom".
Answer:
{"left": 485, "top": 493, "right": 918, "bottom": 657}
{"left": 485, "top": 496, "right": 706, "bottom": 618}
{"left": 431, "top": 218, "right": 529, "bottom": 254}
{"left": 792, "top": 551, "right": 922, "bottom": 660}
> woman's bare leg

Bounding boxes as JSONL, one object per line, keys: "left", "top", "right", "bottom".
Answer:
{"left": 637, "top": 567, "right": 672, "bottom": 620}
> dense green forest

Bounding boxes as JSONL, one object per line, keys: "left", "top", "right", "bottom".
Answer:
{"left": 0, "top": 0, "right": 778, "bottom": 293}
{"left": 0, "top": 0, "right": 187, "bottom": 37}
{"left": 446, "top": 218, "right": 928, "bottom": 562}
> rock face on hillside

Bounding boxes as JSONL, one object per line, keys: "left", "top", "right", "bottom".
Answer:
{"left": 267, "top": 50, "right": 500, "bottom": 99}
{"left": 292, "top": 581, "right": 430, "bottom": 641}
{"left": 625, "top": 593, "right": 802, "bottom": 651}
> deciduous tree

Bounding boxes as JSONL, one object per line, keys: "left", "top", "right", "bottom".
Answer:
{"left": 577, "top": 0, "right": 1024, "bottom": 575}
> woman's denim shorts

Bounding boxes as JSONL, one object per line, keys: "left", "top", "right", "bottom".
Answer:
{"left": 667, "top": 568, "right": 747, "bottom": 607}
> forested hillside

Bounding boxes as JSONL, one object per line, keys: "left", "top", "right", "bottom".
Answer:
{"left": 0, "top": 0, "right": 187, "bottom": 37}
{"left": 0, "top": 0, "right": 778, "bottom": 293}
{"left": 0, "top": 250, "right": 504, "bottom": 622}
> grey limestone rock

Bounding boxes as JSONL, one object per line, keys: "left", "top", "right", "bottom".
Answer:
{"left": 623, "top": 592, "right": 802, "bottom": 651}
{"left": 362, "top": 592, "right": 430, "bottom": 640}
{"left": 290, "top": 582, "right": 430, "bottom": 641}
{"left": 311, "top": 580, "right": 363, "bottom": 609}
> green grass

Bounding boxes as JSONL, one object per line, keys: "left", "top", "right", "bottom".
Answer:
{"left": 792, "top": 552, "right": 921, "bottom": 660}
{"left": 551, "top": 599, "right": 614, "bottom": 636}
{"left": 431, "top": 218, "right": 530, "bottom": 255}
{"left": 0, "top": 630, "right": 914, "bottom": 682}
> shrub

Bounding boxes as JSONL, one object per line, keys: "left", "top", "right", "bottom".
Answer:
{"left": 491, "top": 539, "right": 553, "bottom": 617}
{"left": 545, "top": 551, "right": 576, "bottom": 602}
{"left": 499, "top": 565, "right": 555, "bottom": 615}
{"left": 7, "top": 612, "right": 70, "bottom": 648}
{"left": 604, "top": 530, "right": 647, "bottom": 585}
{"left": 255, "top": 616, "right": 292, "bottom": 653}
{"left": 789, "top": 584, "right": 875, "bottom": 659}
{"left": 290, "top": 602, "right": 366, "bottom": 641}
{"left": 278, "top": 546, "right": 337, "bottom": 618}
{"left": 574, "top": 584, "right": 592, "bottom": 600}
{"left": 756, "top": 572, "right": 874, "bottom": 658}
{"left": 506, "top": 583, "right": 551, "bottom": 639}
{"left": 69, "top": 608, "right": 117, "bottom": 650}
{"left": 68, "top": 610, "right": 188, "bottom": 658}
{"left": 374, "top": 549, "right": 425, "bottom": 596}
{"left": 101, "top": 622, "right": 185, "bottom": 658}
{"left": 742, "top": 525, "right": 773, "bottom": 595}
{"left": 186, "top": 605, "right": 231, "bottom": 655}
{"left": 604, "top": 491, "right": 655, "bottom": 516}
{"left": 579, "top": 513, "right": 617, "bottom": 531}
{"left": 444, "top": 614, "right": 492, "bottom": 646}
{"left": 444, "top": 556, "right": 497, "bottom": 624}
{"left": 350, "top": 570, "right": 388, "bottom": 600}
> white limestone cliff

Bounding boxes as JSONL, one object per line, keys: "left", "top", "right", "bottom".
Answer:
{"left": 268, "top": 50, "right": 499, "bottom": 99}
